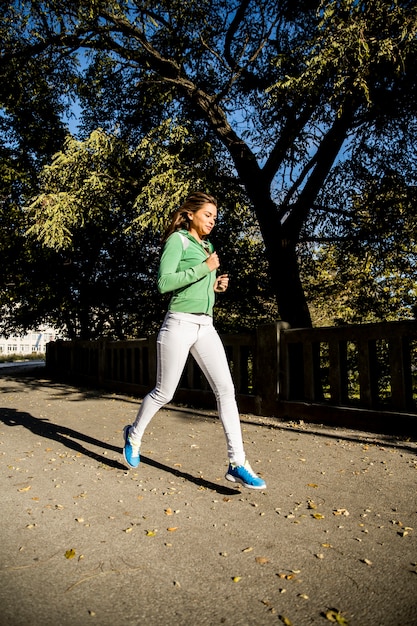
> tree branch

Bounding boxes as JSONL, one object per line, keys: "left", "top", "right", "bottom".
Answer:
{"left": 98, "top": 10, "right": 265, "bottom": 191}
{"left": 281, "top": 104, "right": 355, "bottom": 238}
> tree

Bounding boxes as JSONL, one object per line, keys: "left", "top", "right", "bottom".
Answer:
{"left": 300, "top": 166, "right": 417, "bottom": 325}
{"left": 1, "top": 0, "right": 417, "bottom": 328}
{"left": 18, "top": 124, "right": 276, "bottom": 339}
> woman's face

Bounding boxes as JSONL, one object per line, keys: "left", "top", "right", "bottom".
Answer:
{"left": 188, "top": 203, "right": 217, "bottom": 239}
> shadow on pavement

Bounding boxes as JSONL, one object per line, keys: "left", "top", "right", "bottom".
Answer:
{"left": 0, "top": 407, "right": 239, "bottom": 495}
{"left": 0, "top": 406, "right": 125, "bottom": 469}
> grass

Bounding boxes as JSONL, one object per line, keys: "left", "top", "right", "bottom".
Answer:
{"left": 0, "top": 353, "right": 45, "bottom": 364}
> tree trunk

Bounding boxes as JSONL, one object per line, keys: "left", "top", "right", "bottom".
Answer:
{"left": 251, "top": 192, "right": 312, "bottom": 328}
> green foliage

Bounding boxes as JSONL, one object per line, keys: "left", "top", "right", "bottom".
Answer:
{"left": 130, "top": 122, "right": 215, "bottom": 234}
{"left": 300, "top": 165, "right": 417, "bottom": 326}
{"left": 26, "top": 129, "right": 133, "bottom": 250}
{"left": 269, "top": 0, "right": 417, "bottom": 109}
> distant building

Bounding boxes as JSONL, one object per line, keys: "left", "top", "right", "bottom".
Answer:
{"left": 0, "top": 327, "right": 59, "bottom": 355}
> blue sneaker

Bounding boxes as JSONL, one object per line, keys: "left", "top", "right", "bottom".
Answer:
{"left": 123, "top": 425, "right": 140, "bottom": 468}
{"left": 225, "top": 460, "right": 266, "bottom": 490}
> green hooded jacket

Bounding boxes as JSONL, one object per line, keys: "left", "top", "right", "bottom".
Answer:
{"left": 157, "top": 229, "right": 216, "bottom": 316}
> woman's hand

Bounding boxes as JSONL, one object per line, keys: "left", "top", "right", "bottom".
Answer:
{"left": 214, "top": 274, "right": 229, "bottom": 293}
{"left": 206, "top": 252, "right": 220, "bottom": 272}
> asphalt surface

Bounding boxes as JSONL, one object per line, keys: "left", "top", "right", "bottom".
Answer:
{"left": 1, "top": 364, "right": 416, "bottom": 626}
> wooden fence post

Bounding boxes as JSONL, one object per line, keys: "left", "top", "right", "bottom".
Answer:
{"left": 255, "top": 322, "right": 290, "bottom": 416}
{"left": 98, "top": 341, "right": 106, "bottom": 386}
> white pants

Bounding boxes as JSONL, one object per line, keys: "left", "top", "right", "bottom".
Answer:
{"left": 130, "top": 312, "right": 246, "bottom": 465}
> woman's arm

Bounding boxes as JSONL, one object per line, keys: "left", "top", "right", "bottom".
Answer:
{"left": 157, "top": 232, "right": 212, "bottom": 294}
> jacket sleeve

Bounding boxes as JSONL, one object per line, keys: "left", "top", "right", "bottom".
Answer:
{"left": 157, "top": 233, "right": 211, "bottom": 294}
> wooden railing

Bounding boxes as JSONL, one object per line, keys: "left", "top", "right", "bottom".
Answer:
{"left": 46, "top": 320, "right": 417, "bottom": 434}
{"left": 278, "top": 320, "right": 417, "bottom": 433}
{"left": 46, "top": 329, "right": 266, "bottom": 415}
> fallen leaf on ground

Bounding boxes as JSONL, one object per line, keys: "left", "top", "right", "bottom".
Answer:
{"left": 333, "top": 509, "right": 350, "bottom": 516}
{"left": 255, "top": 556, "right": 269, "bottom": 565}
{"left": 65, "top": 549, "right": 76, "bottom": 559}
{"left": 324, "top": 608, "right": 349, "bottom": 624}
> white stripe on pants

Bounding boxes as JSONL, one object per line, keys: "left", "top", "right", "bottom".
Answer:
{"left": 129, "top": 311, "right": 246, "bottom": 465}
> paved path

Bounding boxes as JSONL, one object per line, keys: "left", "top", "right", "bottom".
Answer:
{"left": 1, "top": 366, "right": 416, "bottom": 626}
